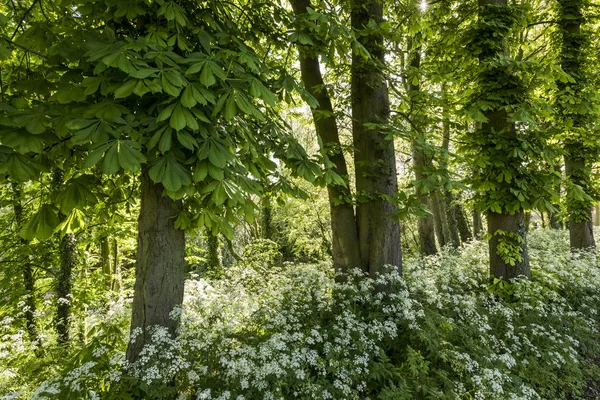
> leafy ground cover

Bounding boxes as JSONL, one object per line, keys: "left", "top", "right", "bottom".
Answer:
{"left": 2, "top": 229, "right": 600, "bottom": 399}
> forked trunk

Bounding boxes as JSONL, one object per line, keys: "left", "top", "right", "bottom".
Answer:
{"left": 126, "top": 171, "right": 185, "bottom": 363}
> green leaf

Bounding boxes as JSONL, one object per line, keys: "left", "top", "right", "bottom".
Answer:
{"left": 159, "top": 128, "right": 173, "bottom": 153}
{"left": 6, "top": 153, "right": 41, "bottom": 181}
{"left": 118, "top": 141, "right": 146, "bottom": 172}
{"left": 224, "top": 92, "right": 237, "bottom": 121}
{"left": 102, "top": 143, "right": 120, "bottom": 175}
{"left": 56, "top": 208, "right": 86, "bottom": 235}
{"left": 170, "top": 104, "right": 187, "bottom": 131}
{"left": 21, "top": 204, "right": 60, "bottom": 241}
{"left": 149, "top": 156, "right": 192, "bottom": 192}
{"left": 59, "top": 181, "right": 98, "bottom": 213}
{"left": 177, "top": 131, "right": 197, "bottom": 150}
{"left": 114, "top": 79, "right": 137, "bottom": 98}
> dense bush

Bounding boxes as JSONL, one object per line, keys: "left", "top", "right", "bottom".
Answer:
{"left": 4, "top": 229, "right": 600, "bottom": 399}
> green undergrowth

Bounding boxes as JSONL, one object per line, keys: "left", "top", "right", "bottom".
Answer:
{"left": 3, "top": 229, "right": 600, "bottom": 399}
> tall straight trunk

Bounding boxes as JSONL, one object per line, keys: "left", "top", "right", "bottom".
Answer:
{"left": 111, "top": 238, "right": 121, "bottom": 292}
{"left": 126, "top": 171, "right": 185, "bottom": 363}
{"left": 206, "top": 230, "right": 221, "bottom": 272}
{"left": 52, "top": 169, "right": 76, "bottom": 345}
{"left": 290, "top": 0, "right": 362, "bottom": 274}
{"left": 565, "top": 155, "right": 595, "bottom": 249}
{"left": 439, "top": 89, "right": 460, "bottom": 248}
{"left": 488, "top": 211, "right": 530, "bottom": 279}
{"left": 473, "top": 210, "right": 483, "bottom": 240}
{"left": 260, "top": 195, "right": 273, "bottom": 240}
{"left": 453, "top": 202, "right": 473, "bottom": 243}
{"left": 351, "top": 0, "right": 402, "bottom": 276}
{"left": 431, "top": 193, "right": 447, "bottom": 248}
{"left": 11, "top": 183, "right": 40, "bottom": 347}
{"left": 408, "top": 36, "right": 437, "bottom": 256}
{"left": 556, "top": 0, "right": 595, "bottom": 250}
{"left": 100, "top": 237, "right": 111, "bottom": 287}
{"left": 595, "top": 203, "right": 600, "bottom": 227}
{"left": 477, "top": 0, "right": 530, "bottom": 279}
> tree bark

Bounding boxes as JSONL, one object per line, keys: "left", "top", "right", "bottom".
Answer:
{"left": 206, "top": 229, "right": 221, "bottom": 272}
{"left": 11, "top": 183, "right": 40, "bottom": 347}
{"left": 556, "top": 0, "right": 595, "bottom": 250}
{"left": 126, "top": 171, "right": 185, "bottom": 363}
{"left": 290, "top": 0, "right": 362, "bottom": 275}
{"left": 408, "top": 36, "right": 437, "bottom": 256}
{"left": 351, "top": 0, "right": 402, "bottom": 276}
{"left": 565, "top": 155, "right": 595, "bottom": 249}
{"left": 488, "top": 211, "right": 530, "bottom": 280}
{"left": 473, "top": 209, "right": 483, "bottom": 240}
{"left": 431, "top": 193, "right": 447, "bottom": 248}
{"left": 52, "top": 169, "right": 76, "bottom": 346}
{"left": 453, "top": 202, "right": 473, "bottom": 243}
{"left": 476, "top": 0, "right": 530, "bottom": 279}
{"left": 595, "top": 203, "right": 600, "bottom": 227}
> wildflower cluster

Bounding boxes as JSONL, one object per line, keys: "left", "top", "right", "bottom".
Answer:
{"left": 7, "top": 229, "right": 600, "bottom": 399}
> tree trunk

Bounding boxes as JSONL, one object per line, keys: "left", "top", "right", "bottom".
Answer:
{"left": 351, "top": 0, "right": 402, "bottom": 276}
{"left": 565, "top": 155, "right": 595, "bottom": 249}
{"left": 488, "top": 211, "right": 530, "bottom": 280}
{"left": 453, "top": 203, "right": 473, "bottom": 243}
{"left": 100, "top": 237, "right": 111, "bottom": 287}
{"left": 260, "top": 195, "right": 273, "bottom": 240}
{"left": 52, "top": 169, "right": 76, "bottom": 346}
{"left": 11, "top": 183, "right": 40, "bottom": 347}
{"left": 408, "top": 36, "right": 437, "bottom": 256}
{"left": 206, "top": 230, "right": 221, "bottom": 272}
{"left": 595, "top": 203, "right": 600, "bottom": 227}
{"left": 111, "top": 238, "right": 121, "bottom": 292}
{"left": 126, "top": 171, "right": 185, "bottom": 363}
{"left": 439, "top": 91, "right": 460, "bottom": 249}
{"left": 290, "top": 0, "right": 362, "bottom": 275}
{"left": 476, "top": 0, "right": 530, "bottom": 279}
{"left": 473, "top": 209, "right": 483, "bottom": 240}
{"left": 556, "top": 1, "right": 595, "bottom": 250}
{"left": 431, "top": 193, "right": 447, "bottom": 248}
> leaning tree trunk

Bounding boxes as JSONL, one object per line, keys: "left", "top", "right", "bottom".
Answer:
{"left": 126, "top": 171, "right": 186, "bottom": 363}
{"left": 290, "top": 0, "right": 362, "bottom": 275}
{"left": 351, "top": 0, "right": 402, "bottom": 276}
{"left": 52, "top": 169, "right": 76, "bottom": 346}
{"left": 11, "top": 183, "right": 40, "bottom": 347}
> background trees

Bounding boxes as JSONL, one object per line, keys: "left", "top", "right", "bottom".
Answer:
{"left": 0, "top": 0, "right": 599, "bottom": 397}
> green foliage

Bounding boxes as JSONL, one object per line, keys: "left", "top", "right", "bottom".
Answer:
{"left": 7, "top": 229, "right": 598, "bottom": 399}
